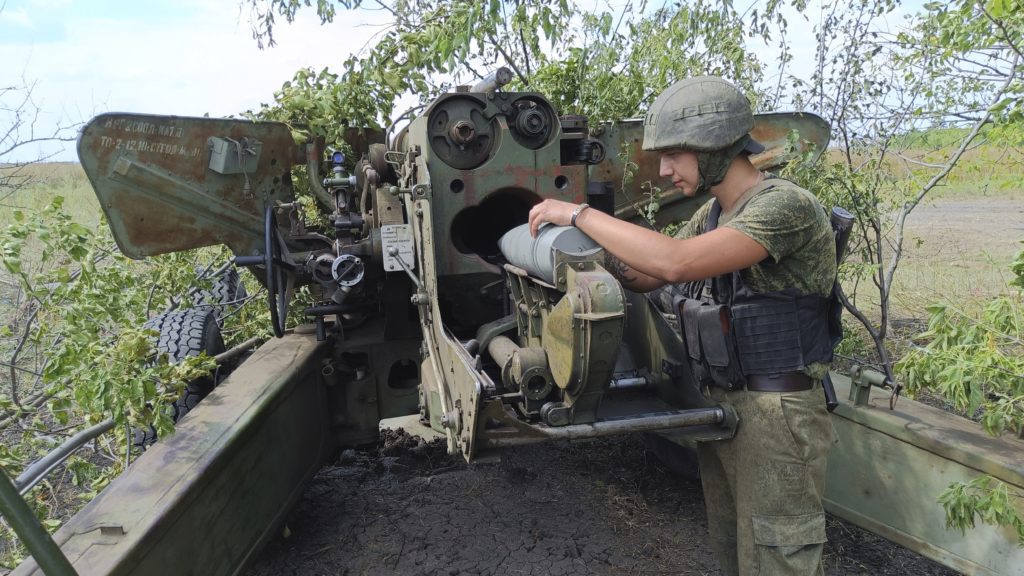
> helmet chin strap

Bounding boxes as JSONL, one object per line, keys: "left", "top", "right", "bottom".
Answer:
{"left": 694, "top": 135, "right": 752, "bottom": 195}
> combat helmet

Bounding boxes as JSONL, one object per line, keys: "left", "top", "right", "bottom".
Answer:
{"left": 643, "top": 76, "right": 763, "bottom": 154}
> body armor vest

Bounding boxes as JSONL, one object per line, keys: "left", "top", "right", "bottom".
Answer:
{"left": 674, "top": 179, "right": 841, "bottom": 390}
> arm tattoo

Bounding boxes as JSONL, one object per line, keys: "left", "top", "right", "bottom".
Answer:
{"left": 603, "top": 252, "right": 637, "bottom": 284}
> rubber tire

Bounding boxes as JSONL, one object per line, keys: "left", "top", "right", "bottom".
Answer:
{"left": 134, "top": 308, "right": 225, "bottom": 447}
{"left": 190, "top": 268, "right": 248, "bottom": 323}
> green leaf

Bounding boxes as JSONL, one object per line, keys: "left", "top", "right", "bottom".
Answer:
{"left": 986, "top": 0, "right": 1008, "bottom": 17}
{"left": 66, "top": 223, "right": 90, "bottom": 238}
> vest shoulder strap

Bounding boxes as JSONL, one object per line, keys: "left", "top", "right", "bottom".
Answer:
{"left": 705, "top": 176, "right": 786, "bottom": 303}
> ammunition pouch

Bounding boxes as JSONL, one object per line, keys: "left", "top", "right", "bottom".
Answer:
{"left": 679, "top": 299, "right": 744, "bottom": 389}
{"left": 676, "top": 291, "right": 834, "bottom": 391}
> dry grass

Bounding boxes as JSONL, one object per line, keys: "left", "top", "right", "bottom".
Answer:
{"left": 0, "top": 162, "right": 100, "bottom": 228}
{"left": 823, "top": 139, "right": 1024, "bottom": 323}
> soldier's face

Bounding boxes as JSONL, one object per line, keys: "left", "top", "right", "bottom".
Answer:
{"left": 659, "top": 149, "right": 700, "bottom": 196}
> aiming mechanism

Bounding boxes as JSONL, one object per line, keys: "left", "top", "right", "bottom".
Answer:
{"left": 76, "top": 69, "right": 830, "bottom": 460}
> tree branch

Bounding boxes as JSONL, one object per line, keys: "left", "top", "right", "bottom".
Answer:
{"left": 884, "top": 53, "right": 1019, "bottom": 293}
{"left": 7, "top": 304, "right": 39, "bottom": 408}
{"left": 980, "top": 5, "right": 1024, "bottom": 63}
{"left": 837, "top": 282, "right": 895, "bottom": 384}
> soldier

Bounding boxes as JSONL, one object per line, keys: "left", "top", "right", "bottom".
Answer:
{"left": 528, "top": 76, "right": 837, "bottom": 576}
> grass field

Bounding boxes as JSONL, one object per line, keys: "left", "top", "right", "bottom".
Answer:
{"left": 853, "top": 143, "right": 1023, "bottom": 321}
{"left": 0, "top": 163, "right": 100, "bottom": 228}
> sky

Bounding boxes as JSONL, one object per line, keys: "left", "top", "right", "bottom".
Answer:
{"left": 0, "top": 0, "right": 395, "bottom": 162}
{"left": 1, "top": 0, "right": 922, "bottom": 164}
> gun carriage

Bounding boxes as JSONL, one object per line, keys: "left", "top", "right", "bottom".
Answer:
{"left": 18, "top": 77, "right": 1019, "bottom": 576}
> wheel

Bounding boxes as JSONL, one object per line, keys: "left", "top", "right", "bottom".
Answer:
{"left": 190, "top": 267, "right": 248, "bottom": 323}
{"left": 134, "top": 308, "right": 225, "bottom": 447}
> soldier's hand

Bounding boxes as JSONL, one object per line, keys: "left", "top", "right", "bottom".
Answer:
{"left": 528, "top": 199, "right": 579, "bottom": 237}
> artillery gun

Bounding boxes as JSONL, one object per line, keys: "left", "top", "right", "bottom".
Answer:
{"left": 5, "top": 75, "right": 1021, "bottom": 576}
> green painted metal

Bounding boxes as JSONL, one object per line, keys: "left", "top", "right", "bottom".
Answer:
{"left": 825, "top": 374, "right": 1024, "bottom": 576}
{"left": 540, "top": 259, "right": 626, "bottom": 424}
{"left": 747, "top": 112, "right": 831, "bottom": 171}
{"left": 77, "top": 115, "right": 386, "bottom": 262}
{"left": 0, "top": 469, "right": 78, "bottom": 576}
{"left": 406, "top": 92, "right": 588, "bottom": 279}
{"left": 12, "top": 334, "right": 331, "bottom": 576}
{"left": 317, "top": 319, "right": 423, "bottom": 448}
{"left": 397, "top": 90, "right": 581, "bottom": 458}
{"left": 77, "top": 114, "right": 302, "bottom": 259}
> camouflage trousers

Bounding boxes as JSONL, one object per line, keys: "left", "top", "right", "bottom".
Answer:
{"left": 697, "top": 383, "right": 835, "bottom": 576}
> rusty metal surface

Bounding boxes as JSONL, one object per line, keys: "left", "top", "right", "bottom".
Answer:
{"left": 77, "top": 113, "right": 301, "bottom": 259}
{"left": 748, "top": 112, "right": 831, "bottom": 171}
{"left": 592, "top": 113, "right": 830, "bottom": 227}
{"left": 341, "top": 126, "right": 386, "bottom": 155}
{"left": 12, "top": 334, "right": 331, "bottom": 576}
{"left": 409, "top": 92, "right": 588, "bottom": 279}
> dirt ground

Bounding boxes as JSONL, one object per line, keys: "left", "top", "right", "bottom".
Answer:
{"left": 886, "top": 197, "right": 1024, "bottom": 314}
{"left": 246, "top": 432, "right": 958, "bottom": 576}
{"left": 904, "top": 198, "right": 1024, "bottom": 257}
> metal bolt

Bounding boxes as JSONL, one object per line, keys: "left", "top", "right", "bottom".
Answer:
{"left": 449, "top": 120, "right": 477, "bottom": 145}
{"left": 441, "top": 409, "right": 461, "bottom": 431}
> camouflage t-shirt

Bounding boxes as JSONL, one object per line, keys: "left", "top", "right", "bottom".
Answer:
{"left": 674, "top": 177, "right": 837, "bottom": 378}
{"left": 675, "top": 178, "right": 836, "bottom": 298}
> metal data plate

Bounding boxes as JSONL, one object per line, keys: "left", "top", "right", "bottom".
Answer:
{"left": 77, "top": 113, "right": 301, "bottom": 259}
{"left": 381, "top": 224, "right": 415, "bottom": 272}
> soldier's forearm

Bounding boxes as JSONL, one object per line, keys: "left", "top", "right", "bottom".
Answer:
{"left": 603, "top": 252, "right": 663, "bottom": 293}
